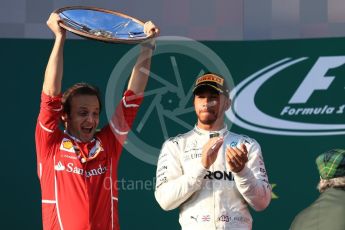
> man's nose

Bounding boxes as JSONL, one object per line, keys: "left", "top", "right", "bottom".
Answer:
{"left": 86, "top": 114, "right": 94, "bottom": 122}
{"left": 206, "top": 99, "right": 216, "bottom": 107}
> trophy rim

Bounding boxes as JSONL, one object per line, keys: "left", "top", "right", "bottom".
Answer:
{"left": 54, "top": 6, "right": 154, "bottom": 44}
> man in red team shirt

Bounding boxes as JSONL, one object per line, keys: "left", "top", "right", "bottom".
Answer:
{"left": 35, "top": 13, "right": 159, "bottom": 230}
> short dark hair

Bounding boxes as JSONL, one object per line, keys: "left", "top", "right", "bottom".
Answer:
{"left": 62, "top": 83, "right": 102, "bottom": 115}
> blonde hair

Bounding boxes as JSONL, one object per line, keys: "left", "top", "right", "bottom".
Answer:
{"left": 317, "top": 176, "right": 345, "bottom": 193}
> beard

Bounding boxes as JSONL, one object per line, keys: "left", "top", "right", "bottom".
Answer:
{"left": 199, "top": 117, "right": 217, "bottom": 125}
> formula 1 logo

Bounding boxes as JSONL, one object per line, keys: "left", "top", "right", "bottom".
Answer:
{"left": 227, "top": 56, "right": 345, "bottom": 136}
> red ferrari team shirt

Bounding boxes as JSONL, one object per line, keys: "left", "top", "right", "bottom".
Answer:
{"left": 35, "top": 90, "right": 143, "bottom": 230}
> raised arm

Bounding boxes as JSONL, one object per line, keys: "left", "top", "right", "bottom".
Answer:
{"left": 127, "top": 21, "right": 159, "bottom": 95}
{"left": 43, "top": 13, "right": 66, "bottom": 96}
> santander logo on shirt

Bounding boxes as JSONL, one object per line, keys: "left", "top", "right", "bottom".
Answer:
{"left": 54, "top": 161, "right": 107, "bottom": 178}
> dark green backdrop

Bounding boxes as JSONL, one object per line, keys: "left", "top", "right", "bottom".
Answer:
{"left": 1, "top": 37, "right": 344, "bottom": 229}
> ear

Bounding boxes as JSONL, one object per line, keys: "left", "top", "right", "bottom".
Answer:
{"left": 225, "top": 98, "right": 231, "bottom": 110}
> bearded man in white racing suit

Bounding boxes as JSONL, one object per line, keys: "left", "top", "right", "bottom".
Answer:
{"left": 154, "top": 73, "right": 271, "bottom": 230}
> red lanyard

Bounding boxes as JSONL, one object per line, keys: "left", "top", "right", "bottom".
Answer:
{"left": 73, "top": 139, "right": 103, "bottom": 164}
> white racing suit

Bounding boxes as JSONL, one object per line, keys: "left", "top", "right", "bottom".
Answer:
{"left": 155, "top": 125, "right": 271, "bottom": 230}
